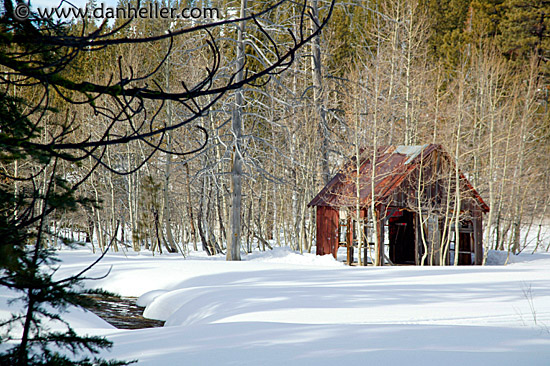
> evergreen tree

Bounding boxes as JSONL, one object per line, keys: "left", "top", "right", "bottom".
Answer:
{"left": 498, "top": 0, "right": 550, "bottom": 69}
{"left": 470, "top": 0, "right": 505, "bottom": 38}
{"left": 0, "top": 80, "right": 132, "bottom": 366}
{"left": 326, "top": 2, "right": 357, "bottom": 77}
{"left": 422, "top": 0, "right": 471, "bottom": 65}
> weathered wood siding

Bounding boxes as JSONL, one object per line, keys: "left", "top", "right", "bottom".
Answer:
{"left": 473, "top": 208, "right": 483, "bottom": 265}
{"left": 316, "top": 206, "right": 339, "bottom": 258}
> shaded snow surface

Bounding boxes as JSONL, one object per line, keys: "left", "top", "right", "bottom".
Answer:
{"left": 2, "top": 246, "right": 550, "bottom": 365}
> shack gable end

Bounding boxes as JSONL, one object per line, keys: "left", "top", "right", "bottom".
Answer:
{"left": 309, "top": 144, "right": 489, "bottom": 266}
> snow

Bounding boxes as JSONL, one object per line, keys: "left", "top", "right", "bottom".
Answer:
{"left": 2, "top": 247, "right": 550, "bottom": 365}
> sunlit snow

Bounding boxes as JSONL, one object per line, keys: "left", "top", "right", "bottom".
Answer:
{"left": 2, "top": 246, "right": 550, "bottom": 365}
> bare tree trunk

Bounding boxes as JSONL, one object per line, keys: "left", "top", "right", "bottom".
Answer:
{"left": 371, "top": 37, "right": 381, "bottom": 266}
{"left": 216, "top": 188, "right": 227, "bottom": 247}
{"left": 106, "top": 148, "right": 118, "bottom": 252}
{"left": 354, "top": 102, "right": 363, "bottom": 266}
{"left": 227, "top": 0, "right": 246, "bottom": 261}
{"left": 246, "top": 199, "right": 253, "bottom": 253}
{"left": 311, "top": 0, "right": 330, "bottom": 184}
{"left": 404, "top": 2, "right": 413, "bottom": 145}
{"left": 453, "top": 114, "right": 462, "bottom": 267}
{"left": 386, "top": 0, "right": 401, "bottom": 145}
{"left": 199, "top": 176, "right": 213, "bottom": 255}
{"left": 210, "top": 106, "right": 228, "bottom": 249}
{"left": 161, "top": 64, "right": 178, "bottom": 253}
{"left": 127, "top": 144, "right": 139, "bottom": 251}
{"left": 417, "top": 154, "right": 429, "bottom": 266}
{"left": 91, "top": 181, "right": 105, "bottom": 251}
{"left": 483, "top": 83, "right": 496, "bottom": 263}
{"left": 440, "top": 168, "right": 454, "bottom": 265}
{"left": 184, "top": 163, "right": 197, "bottom": 251}
{"left": 273, "top": 182, "right": 281, "bottom": 247}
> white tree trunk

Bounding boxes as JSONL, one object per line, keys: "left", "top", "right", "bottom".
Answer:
{"left": 311, "top": 0, "right": 329, "bottom": 184}
{"left": 227, "top": 0, "right": 247, "bottom": 261}
{"left": 162, "top": 64, "right": 178, "bottom": 253}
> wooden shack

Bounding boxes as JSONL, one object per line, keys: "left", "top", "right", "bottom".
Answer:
{"left": 308, "top": 144, "right": 489, "bottom": 266}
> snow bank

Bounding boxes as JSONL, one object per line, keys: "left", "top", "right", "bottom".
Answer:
{"left": 2, "top": 246, "right": 550, "bottom": 365}
{"left": 244, "top": 246, "right": 343, "bottom": 266}
{"left": 486, "top": 249, "right": 511, "bottom": 265}
{"left": 105, "top": 322, "right": 550, "bottom": 366}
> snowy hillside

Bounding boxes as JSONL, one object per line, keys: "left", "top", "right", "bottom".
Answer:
{"left": 2, "top": 247, "right": 550, "bottom": 365}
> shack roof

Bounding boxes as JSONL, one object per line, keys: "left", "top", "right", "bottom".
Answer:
{"left": 308, "top": 144, "right": 489, "bottom": 213}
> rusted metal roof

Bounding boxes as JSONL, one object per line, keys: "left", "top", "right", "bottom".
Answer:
{"left": 308, "top": 144, "right": 489, "bottom": 212}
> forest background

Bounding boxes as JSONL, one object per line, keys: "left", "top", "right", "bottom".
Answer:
{"left": 6, "top": 0, "right": 550, "bottom": 260}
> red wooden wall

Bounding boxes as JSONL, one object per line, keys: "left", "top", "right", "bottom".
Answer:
{"left": 316, "top": 206, "right": 339, "bottom": 258}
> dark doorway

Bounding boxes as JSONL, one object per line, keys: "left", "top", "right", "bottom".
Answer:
{"left": 388, "top": 211, "right": 416, "bottom": 264}
{"left": 457, "top": 231, "right": 473, "bottom": 265}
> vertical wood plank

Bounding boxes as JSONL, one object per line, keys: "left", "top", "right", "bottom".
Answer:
{"left": 474, "top": 209, "right": 483, "bottom": 265}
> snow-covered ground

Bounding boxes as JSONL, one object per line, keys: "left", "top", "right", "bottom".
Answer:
{"left": 2, "top": 246, "right": 550, "bottom": 365}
